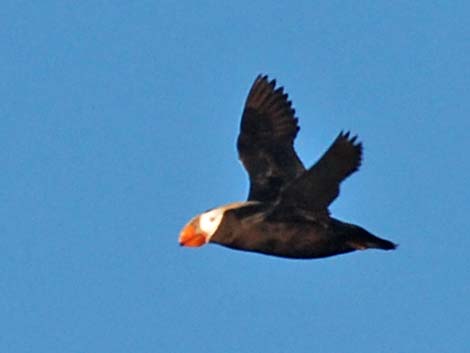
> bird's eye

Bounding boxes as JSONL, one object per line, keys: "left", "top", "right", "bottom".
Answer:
{"left": 209, "top": 216, "right": 216, "bottom": 222}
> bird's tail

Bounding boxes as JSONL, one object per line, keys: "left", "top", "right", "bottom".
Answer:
{"left": 346, "top": 225, "right": 397, "bottom": 251}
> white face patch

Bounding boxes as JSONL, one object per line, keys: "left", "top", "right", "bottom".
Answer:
{"left": 198, "top": 208, "right": 224, "bottom": 241}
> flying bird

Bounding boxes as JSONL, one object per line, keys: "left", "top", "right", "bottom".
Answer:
{"left": 179, "top": 75, "right": 396, "bottom": 259}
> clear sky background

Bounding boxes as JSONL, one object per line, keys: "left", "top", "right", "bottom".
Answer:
{"left": 2, "top": 1, "right": 469, "bottom": 352}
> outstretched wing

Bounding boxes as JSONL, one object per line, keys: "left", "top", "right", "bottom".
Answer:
{"left": 272, "top": 131, "right": 362, "bottom": 218}
{"left": 237, "top": 75, "right": 305, "bottom": 202}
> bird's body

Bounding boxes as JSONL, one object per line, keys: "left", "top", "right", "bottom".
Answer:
{"left": 179, "top": 75, "right": 396, "bottom": 259}
{"left": 198, "top": 201, "right": 395, "bottom": 259}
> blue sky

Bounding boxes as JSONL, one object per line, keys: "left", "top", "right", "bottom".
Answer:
{"left": 1, "top": 1, "right": 469, "bottom": 352}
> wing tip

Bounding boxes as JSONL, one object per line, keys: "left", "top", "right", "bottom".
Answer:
{"left": 335, "top": 130, "right": 364, "bottom": 172}
{"left": 245, "top": 74, "right": 298, "bottom": 128}
{"left": 255, "top": 73, "right": 275, "bottom": 86}
{"left": 338, "top": 130, "right": 362, "bottom": 147}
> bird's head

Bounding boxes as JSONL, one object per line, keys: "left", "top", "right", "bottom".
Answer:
{"left": 179, "top": 208, "right": 224, "bottom": 247}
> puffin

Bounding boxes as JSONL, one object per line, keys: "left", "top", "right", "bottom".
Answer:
{"left": 179, "top": 75, "right": 396, "bottom": 259}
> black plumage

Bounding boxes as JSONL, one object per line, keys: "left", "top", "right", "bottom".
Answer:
{"left": 237, "top": 75, "right": 305, "bottom": 203}
{"left": 179, "top": 75, "right": 396, "bottom": 259}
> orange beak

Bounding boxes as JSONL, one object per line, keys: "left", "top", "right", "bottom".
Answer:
{"left": 179, "top": 224, "right": 207, "bottom": 247}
